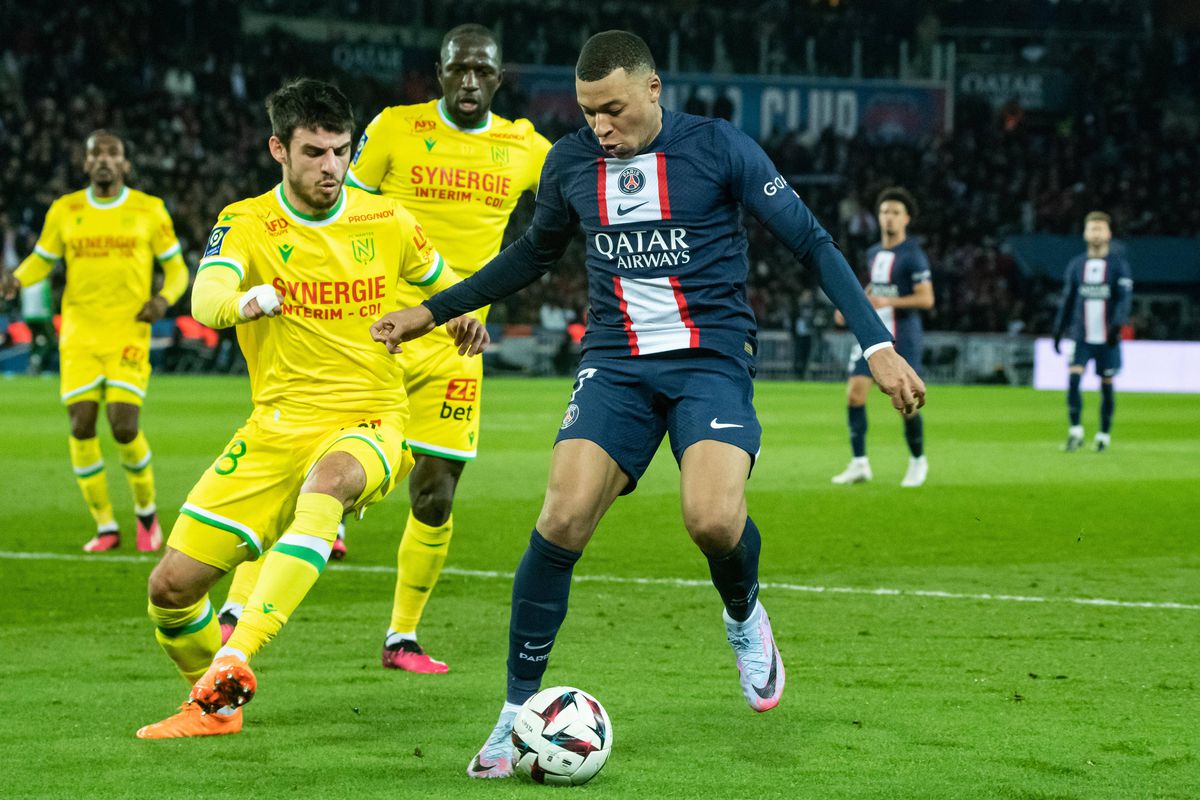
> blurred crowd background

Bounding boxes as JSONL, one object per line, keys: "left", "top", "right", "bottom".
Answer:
{"left": 3, "top": 0, "right": 1199, "bottom": 370}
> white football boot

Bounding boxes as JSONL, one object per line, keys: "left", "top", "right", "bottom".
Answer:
{"left": 831, "top": 457, "right": 872, "bottom": 484}
{"left": 900, "top": 455, "right": 928, "bottom": 487}
{"left": 467, "top": 707, "right": 517, "bottom": 779}
{"left": 724, "top": 601, "right": 785, "bottom": 712}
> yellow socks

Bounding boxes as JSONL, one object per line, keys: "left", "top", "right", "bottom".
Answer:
{"left": 389, "top": 513, "right": 453, "bottom": 634}
{"left": 117, "top": 431, "right": 156, "bottom": 515}
{"left": 223, "top": 558, "right": 264, "bottom": 616}
{"left": 69, "top": 436, "right": 116, "bottom": 532}
{"left": 226, "top": 492, "right": 344, "bottom": 660}
{"left": 149, "top": 596, "right": 221, "bottom": 684}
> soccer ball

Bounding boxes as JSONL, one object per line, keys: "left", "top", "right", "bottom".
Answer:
{"left": 511, "top": 686, "right": 613, "bottom": 786}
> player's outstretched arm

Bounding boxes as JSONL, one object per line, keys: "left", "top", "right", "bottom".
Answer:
{"left": 191, "top": 266, "right": 282, "bottom": 328}
{"left": 0, "top": 268, "right": 20, "bottom": 300}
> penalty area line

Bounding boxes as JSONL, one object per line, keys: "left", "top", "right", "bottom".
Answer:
{"left": 1, "top": 550, "right": 1197, "bottom": 612}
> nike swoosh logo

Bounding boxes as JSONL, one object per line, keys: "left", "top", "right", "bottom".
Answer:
{"left": 710, "top": 418, "right": 745, "bottom": 429}
{"left": 524, "top": 640, "right": 553, "bottom": 650}
{"left": 753, "top": 645, "right": 779, "bottom": 699}
{"left": 616, "top": 202, "right": 647, "bottom": 216}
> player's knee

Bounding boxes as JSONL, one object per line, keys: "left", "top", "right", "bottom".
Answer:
{"left": 847, "top": 378, "right": 869, "bottom": 406}
{"left": 109, "top": 418, "right": 139, "bottom": 444}
{"left": 302, "top": 454, "right": 364, "bottom": 508}
{"left": 535, "top": 502, "right": 597, "bottom": 548}
{"left": 410, "top": 485, "right": 454, "bottom": 526}
{"left": 70, "top": 417, "right": 97, "bottom": 439}
{"left": 147, "top": 563, "right": 200, "bottom": 609}
{"left": 682, "top": 503, "right": 744, "bottom": 554}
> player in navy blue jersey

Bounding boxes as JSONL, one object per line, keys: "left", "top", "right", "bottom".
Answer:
{"left": 370, "top": 31, "right": 925, "bottom": 779}
{"left": 1052, "top": 211, "right": 1133, "bottom": 452}
{"left": 831, "top": 187, "right": 934, "bottom": 487}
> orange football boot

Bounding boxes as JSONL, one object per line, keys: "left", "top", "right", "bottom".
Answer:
{"left": 189, "top": 655, "right": 257, "bottom": 713}
{"left": 136, "top": 702, "right": 242, "bottom": 739}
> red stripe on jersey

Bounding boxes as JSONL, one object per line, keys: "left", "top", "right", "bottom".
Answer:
{"left": 668, "top": 275, "right": 699, "bottom": 348}
{"left": 612, "top": 276, "right": 639, "bottom": 355}
{"left": 656, "top": 153, "right": 671, "bottom": 220}
{"left": 596, "top": 158, "right": 609, "bottom": 226}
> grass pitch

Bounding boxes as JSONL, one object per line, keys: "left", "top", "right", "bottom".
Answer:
{"left": 0, "top": 374, "right": 1197, "bottom": 799}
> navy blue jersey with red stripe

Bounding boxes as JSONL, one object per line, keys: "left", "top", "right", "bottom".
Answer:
{"left": 423, "top": 108, "right": 891, "bottom": 362}
{"left": 865, "top": 238, "right": 931, "bottom": 342}
{"left": 1052, "top": 252, "right": 1134, "bottom": 344}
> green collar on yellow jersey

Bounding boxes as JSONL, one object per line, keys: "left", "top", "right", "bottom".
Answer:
{"left": 86, "top": 185, "right": 130, "bottom": 209}
{"left": 437, "top": 98, "right": 492, "bottom": 134}
{"left": 274, "top": 183, "right": 347, "bottom": 227}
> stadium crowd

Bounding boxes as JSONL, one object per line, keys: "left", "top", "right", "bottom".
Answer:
{"left": 2, "top": 0, "right": 1198, "bottom": 352}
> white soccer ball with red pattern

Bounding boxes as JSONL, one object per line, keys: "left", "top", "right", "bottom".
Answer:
{"left": 511, "top": 686, "right": 613, "bottom": 786}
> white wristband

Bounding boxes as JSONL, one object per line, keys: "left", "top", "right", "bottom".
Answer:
{"left": 239, "top": 284, "right": 280, "bottom": 319}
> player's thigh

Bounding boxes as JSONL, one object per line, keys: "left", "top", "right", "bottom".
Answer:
{"left": 678, "top": 440, "right": 751, "bottom": 552}
{"left": 170, "top": 418, "right": 303, "bottom": 569}
{"left": 305, "top": 413, "right": 415, "bottom": 514}
{"left": 59, "top": 348, "right": 106, "bottom": 405}
{"left": 103, "top": 341, "right": 152, "bottom": 406}
{"left": 537, "top": 438, "right": 629, "bottom": 550}
{"left": 554, "top": 360, "right": 664, "bottom": 496}
{"left": 1099, "top": 343, "right": 1122, "bottom": 378}
{"left": 664, "top": 354, "right": 762, "bottom": 470}
{"left": 403, "top": 337, "right": 482, "bottom": 462}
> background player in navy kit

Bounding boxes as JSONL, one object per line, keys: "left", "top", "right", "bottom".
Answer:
{"left": 831, "top": 187, "right": 934, "bottom": 487}
{"left": 1052, "top": 211, "right": 1133, "bottom": 452}
{"left": 370, "top": 30, "right": 925, "bottom": 779}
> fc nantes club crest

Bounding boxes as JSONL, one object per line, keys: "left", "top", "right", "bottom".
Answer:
{"left": 491, "top": 145, "right": 510, "bottom": 165}
{"left": 351, "top": 233, "right": 375, "bottom": 264}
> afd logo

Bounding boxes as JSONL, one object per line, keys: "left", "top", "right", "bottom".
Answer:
{"left": 204, "top": 226, "right": 231, "bottom": 257}
{"left": 618, "top": 166, "right": 646, "bottom": 195}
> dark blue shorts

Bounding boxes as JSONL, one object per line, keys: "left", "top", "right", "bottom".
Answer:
{"left": 555, "top": 352, "right": 762, "bottom": 494}
{"left": 1071, "top": 341, "right": 1122, "bottom": 377}
{"left": 849, "top": 336, "right": 923, "bottom": 378}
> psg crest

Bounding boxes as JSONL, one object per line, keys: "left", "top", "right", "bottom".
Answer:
{"left": 617, "top": 167, "right": 645, "bottom": 195}
{"left": 561, "top": 403, "right": 579, "bottom": 429}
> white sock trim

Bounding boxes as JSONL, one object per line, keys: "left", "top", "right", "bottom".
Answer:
{"left": 135, "top": 503, "right": 157, "bottom": 517}
{"left": 385, "top": 630, "right": 417, "bottom": 647}
{"left": 214, "top": 646, "right": 247, "bottom": 663}
{"left": 218, "top": 601, "right": 243, "bottom": 618}
{"left": 501, "top": 701, "right": 523, "bottom": 716}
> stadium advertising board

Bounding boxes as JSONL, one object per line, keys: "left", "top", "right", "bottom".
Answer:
{"left": 1034, "top": 339, "right": 1200, "bottom": 393}
{"left": 510, "top": 65, "right": 949, "bottom": 143}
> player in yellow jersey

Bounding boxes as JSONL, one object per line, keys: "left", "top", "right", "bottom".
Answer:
{"left": 1, "top": 131, "right": 189, "bottom": 553}
{"left": 216, "top": 24, "right": 551, "bottom": 674}
{"left": 134, "top": 79, "right": 488, "bottom": 739}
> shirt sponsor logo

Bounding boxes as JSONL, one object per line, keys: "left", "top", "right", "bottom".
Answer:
{"left": 445, "top": 379, "right": 478, "bottom": 402}
{"left": 489, "top": 131, "right": 525, "bottom": 141}
{"left": 413, "top": 119, "right": 436, "bottom": 133}
{"left": 593, "top": 228, "right": 691, "bottom": 269}
{"left": 618, "top": 166, "right": 646, "bottom": 195}
{"left": 409, "top": 166, "right": 513, "bottom": 201}
{"left": 347, "top": 209, "right": 395, "bottom": 223}
{"left": 763, "top": 175, "right": 797, "bottom": 197}
{"left": 204, "top": 226, "right": 230, "bottom": 257}
{"left": 264, "top": 216, "right": 289, "bottom": 236}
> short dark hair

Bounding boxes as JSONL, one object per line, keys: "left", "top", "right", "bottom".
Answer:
{"left": 1085, "top": 210, "right": 1111, "bottom": 226}
{"left": 86, "top": 129, "right": 126, "bottom": 150}
{"left": 876, "top": 186, "right": 918, "bottom": 218}
{"left": 576, "top": 30, "right": 655, "bottom": 82}
{"left": 266, "top": 78, "right": 355, "bottom": 148}
{"left": 441, "top": 23, "right": 501, "bottom": 61}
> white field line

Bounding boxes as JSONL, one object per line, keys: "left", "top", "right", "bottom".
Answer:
{"left": 2, "top": 550, "right": 1197, "bottom": 612}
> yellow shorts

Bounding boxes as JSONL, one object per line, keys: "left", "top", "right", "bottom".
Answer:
{"left": 402, "top": 331, "right": 483, "bottom": 461}
{"left": 60, "top": 343, "right": 151, "bottom": 406}
{"left": 167, "top": 407, "right": 414, "bottom": 571}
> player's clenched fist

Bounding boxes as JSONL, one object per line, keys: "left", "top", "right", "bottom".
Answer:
{"left": 238, "top": 285, "right": 286, "bottom": 321}
{"left": 867, "top": 346, "right": 927, "bottom": 415}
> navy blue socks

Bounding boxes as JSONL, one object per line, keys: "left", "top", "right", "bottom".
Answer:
{"left": 903, "top": 413, "right": 924, "bottom": 458}
{"left": 706, "top": 517, "right": 761, "bottom": 622}
{"left": 1100, "top": 381, "right": 1115, "bottom": 433}
{"left": 506, "top": 529, "right": 581, "bottom": 705}
{"left": 848, "top": 405, "right": 867, "bottom": 458}
{"left": 1067, "top": 373, "right": 1083, "bottom": 426}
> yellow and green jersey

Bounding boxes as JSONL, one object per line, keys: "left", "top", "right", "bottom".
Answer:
{"left": 191, "top": 184, "right": 461, "bottom": 415}
{"left": 346, "top": 98, "right": 551, "bottom": 322}
{"left": 15, "top": 186, "right": 187, "bottom": 352}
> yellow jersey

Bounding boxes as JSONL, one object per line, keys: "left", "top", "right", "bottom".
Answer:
{"left": 346, "top": 98, "right": 551, "bottom": 321}
{"left": 16, "top": 186, "right": 186, "bottom": 352}
{"left": 192, "top": 184, "right": 460, "bottom": 415}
